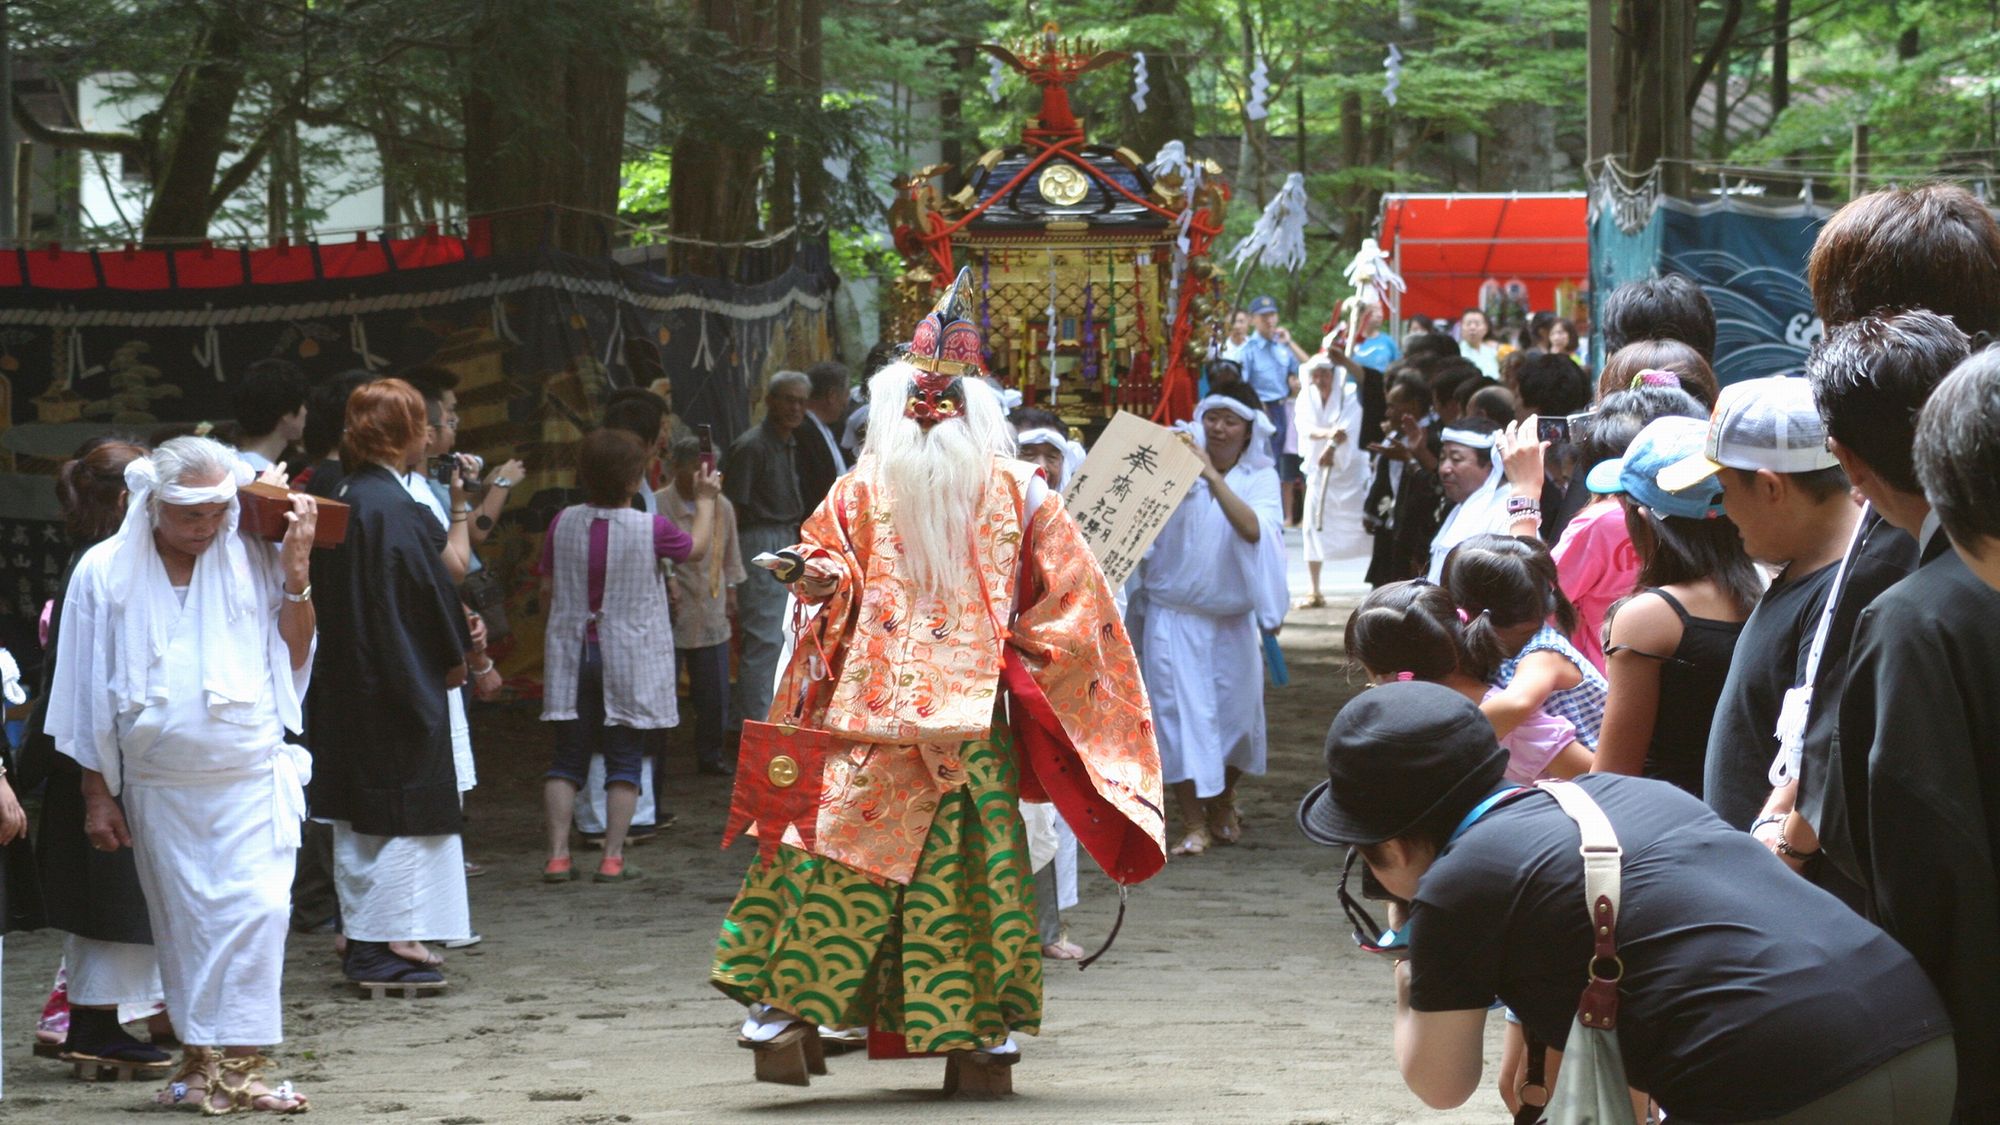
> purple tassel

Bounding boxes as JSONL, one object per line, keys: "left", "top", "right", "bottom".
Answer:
{"left": 1081, "top": 274, "right": 1097, "bottom": 382}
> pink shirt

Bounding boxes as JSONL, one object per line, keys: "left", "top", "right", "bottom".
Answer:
{"left": 1550, "top": 500, "right": 1640, "bottom": 672}
{"left": 1483, "top": 686, "right": 1582, "bottom": 783}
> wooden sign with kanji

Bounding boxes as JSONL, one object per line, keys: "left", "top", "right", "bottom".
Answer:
{"left": 1061, "top": 410, "right": 1206, "bottom": 588}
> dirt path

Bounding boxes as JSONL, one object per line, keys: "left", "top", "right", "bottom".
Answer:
{"left": 4, "top": 595, "right": 1505, "bottom": 1124}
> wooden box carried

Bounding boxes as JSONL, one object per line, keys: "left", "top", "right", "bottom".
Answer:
{"left": 239, "top": 481, "right": 349, "bottom": 548}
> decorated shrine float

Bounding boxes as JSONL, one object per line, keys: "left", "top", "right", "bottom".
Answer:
{"left": 888, "top": 23, "right": 1229, "bottom": 429}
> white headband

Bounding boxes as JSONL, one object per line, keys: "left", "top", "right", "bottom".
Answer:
{"left": 126, "top": 456, "right": 246, "bottom": 506}
{"left": 1196, "top": 394, "right": 1267, "bottom": 430}
{"left": 1439, "top": 426, "right": 1498, "bottom": 451}
{"left": 1015, "top": 427, "right": 1069, "bottom": 451}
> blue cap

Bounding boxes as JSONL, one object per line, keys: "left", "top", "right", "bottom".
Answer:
{"left": 1247, "top": 295, "right": 1279, "bottom": 315}
{"left": 1586, "top": 416, "right": 1727, "bottom": 520}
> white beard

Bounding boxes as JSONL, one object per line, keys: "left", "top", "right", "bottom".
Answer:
{"left": 872, "top": 415, "right": 990, "bottom": 598}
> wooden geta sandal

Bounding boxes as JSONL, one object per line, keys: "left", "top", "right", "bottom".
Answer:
{"left": 942, "top": 1050, "right": 1017, "bottom": 1098}
{"left": 737, "top": 1022, "right": 826, "bottom": 1086}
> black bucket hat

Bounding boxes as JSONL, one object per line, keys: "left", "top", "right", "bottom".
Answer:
{"left": 1298, "top": 681, "right": 1510, "bottom": 847}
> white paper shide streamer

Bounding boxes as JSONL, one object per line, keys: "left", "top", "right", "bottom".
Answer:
{"left": 1245, "top": 55, "right": 1270, "bottom": 122}
{"left": 1228, "top": 171, "right": 1309, "bottom": 274}
{"left": 1149, "top": 141, "right": 1202, "bottom": 321}
{"left": 1382, "top": 44, "right": 1403, "bottom": 107}
{"left": 1130, "top": 51, "right": 1149, "bottom": 114}
{"left": 988, "top": 54, "right": 1007, "bottom": 103}
{"left": 1342, "top": 237, "right": 1406, "bottom": 314}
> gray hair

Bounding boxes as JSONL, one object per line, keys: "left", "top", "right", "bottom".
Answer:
{"left": 149, "top": 434, "right": 240, "bottom": 515}
{"left": 767, "top": 370, "right": 811, "bottom": 399}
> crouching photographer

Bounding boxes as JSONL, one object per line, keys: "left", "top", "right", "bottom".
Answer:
{"left": 1298, "top": 682, "right": 1956, "bottom": 1125}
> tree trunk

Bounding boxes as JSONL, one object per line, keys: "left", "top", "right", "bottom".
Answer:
{"left": 142, "top": 15, "right": 249, "bottom": 245}
{"left": 797, "top": 0, "right": 824, "bottom": 219}
{"left": 769, "top": 0, "right": 799, "bottom": 231}
{"left": 1234, "top": 1, "right": 1267, "bottom": 206}
{"left": 463, "top": 7, "right": 629, "bottom": 257}
{"left": 667, "top": 0, "right": 769, "bottom": 275}
{"left": 1116, "top": 0, "right": 1198, "bottom": 164}
{"left": 1339, "top": 89, "right": 1366, "bottom": 242}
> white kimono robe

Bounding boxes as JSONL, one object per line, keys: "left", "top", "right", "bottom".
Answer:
{"left": 1139, "top": 456, "right": 1289, "bottom": 798}
{"left": 1296, "top": 376, "right": 1372, "bottom": 562}
{"left": 48, "top": 540, "right": 311, "bottom": 1046}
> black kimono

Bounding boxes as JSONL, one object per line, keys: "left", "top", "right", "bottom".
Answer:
{"left": 18, "top": 552, "right": 132, "bottom": 942}
{"left": 306, "top": 463, "right": 468, "bottom": 838}
{"left": 1840, "top": 529, "right": 2000, "bottom": 1122}
{"left": 1797, "top": 511, "right": 1918, "bottom": 911}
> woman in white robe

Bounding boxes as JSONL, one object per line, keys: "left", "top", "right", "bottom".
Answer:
{"left": 1140, "top": 391, "right": 1289, "bottom": 857}
{"left": 1296, "top": 354, "right": 1372, "bottom": 606}
{"left": 46, "top": 436, "right": 316, "bottom": 1113}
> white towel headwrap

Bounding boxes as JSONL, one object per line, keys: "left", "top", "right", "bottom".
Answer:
{"left": 108, "top": 448, "right": 270, "bottom": 736}
{"left": 1014, "top": 427, "right": 1086, "bottom": 489}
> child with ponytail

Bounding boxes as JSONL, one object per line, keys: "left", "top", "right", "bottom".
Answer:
{"left": 1443, "top": 533, "right": 1608, "bottom": 748}
{"left": 1345, "top": 579, "right": 1593, "bottom": 782}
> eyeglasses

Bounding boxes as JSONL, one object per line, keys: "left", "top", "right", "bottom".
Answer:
{"left": 1339, "top": 849, "right": 1410, "bottom": 956}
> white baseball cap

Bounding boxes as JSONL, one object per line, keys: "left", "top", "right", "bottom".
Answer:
{"left": 1656, "top": 376, "right": 1839, "bottom": 493}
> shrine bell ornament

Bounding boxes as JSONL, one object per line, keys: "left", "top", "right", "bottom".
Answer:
{"left": 903, "top": 266, "right": 984, "bottom": 427}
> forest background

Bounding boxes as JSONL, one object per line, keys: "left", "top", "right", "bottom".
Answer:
{"left": 8, "top": 0, "right": 2000, "bottom": 326}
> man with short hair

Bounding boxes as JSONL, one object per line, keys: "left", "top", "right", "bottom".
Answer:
{"left": 1812, "top": 311, "right": 2000, "bottom": 1121}
{"left": 1600, "top": 274, "right": 1717, "bottom": 363}
{"left": 1807, "top": 183, "right": 2000, "bottom": 340}
{"left": 1651, "top": 378, "right": 1855, "bottom": 844}
{"left": 724, "top": 371, "right": 810, "bottom": 726}
{"left": 232, "top": 359, "right": 307, "bottom": 472}
{"left": 1297, "top": 681, "right": 1956, "bottom": 1124}
{"left": 1915, "top": 348, "right": 2000, "bottom": 591}
{"left": 1362, "top": 369, "right": 1441, "bottom": 586}
{"left": 604, "top": 388, "right": 671, "bottom": 513}
{"left": 798, "top": 361, "right": 850, "bottom": 512}
{"left": 1224, "top": 295, "right": 1309, "bottom": 466}
{"left": 48, "top": 436, "right": 319, "bottom": 1113}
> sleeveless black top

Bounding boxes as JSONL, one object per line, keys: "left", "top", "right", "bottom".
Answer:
{"left": 1620, "top": 587, "right": 1745, "bottom": 797}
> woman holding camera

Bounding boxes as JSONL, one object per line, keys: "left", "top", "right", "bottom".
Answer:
{"left": 537, "top": 428, "right": 717, "bottom": 883}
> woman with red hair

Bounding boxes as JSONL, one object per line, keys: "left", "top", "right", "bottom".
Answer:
{"left": 306, "top": 378, "right": 474, "bottom": 990}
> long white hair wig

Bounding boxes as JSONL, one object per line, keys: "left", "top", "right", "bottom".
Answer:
{"left": 861, "top": 360, "right": 1016, "bottom": 596}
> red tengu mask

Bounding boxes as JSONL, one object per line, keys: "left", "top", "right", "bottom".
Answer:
{"left": 902, "top": 265, "right": 987, "bottom": 426}
{"left": 904, "top": 370, "right": 965, "bottom": 426}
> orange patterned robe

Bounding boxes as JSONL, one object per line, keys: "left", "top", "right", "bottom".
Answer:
{"left": 765, "top": 457, "right": 1166, "bottom": 887}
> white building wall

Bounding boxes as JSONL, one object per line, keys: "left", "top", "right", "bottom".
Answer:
{"left": 76, "top": 73, "right": 386, "bottom": 242}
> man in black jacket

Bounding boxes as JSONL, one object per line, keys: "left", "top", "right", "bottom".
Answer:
{"left": 1816, "top": 311, "right": 1999, "bottom": 1123}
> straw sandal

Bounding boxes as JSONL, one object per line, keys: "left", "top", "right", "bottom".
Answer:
{"left": 212, "top": 1052, "right": 309, "bottom": 1114}
{"left": 1207, "top": 794, "right": 1243, "bottom": 846}
{"left": 1170, "top": 826, "right": 1212, "bottom": 857}
{"left": 159, "top": 1047, "right": 304, "bottom": 1114}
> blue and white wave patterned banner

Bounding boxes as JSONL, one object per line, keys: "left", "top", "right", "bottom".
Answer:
{"left": 1591, "top": 194, "right": 1826, "bottom": 387}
